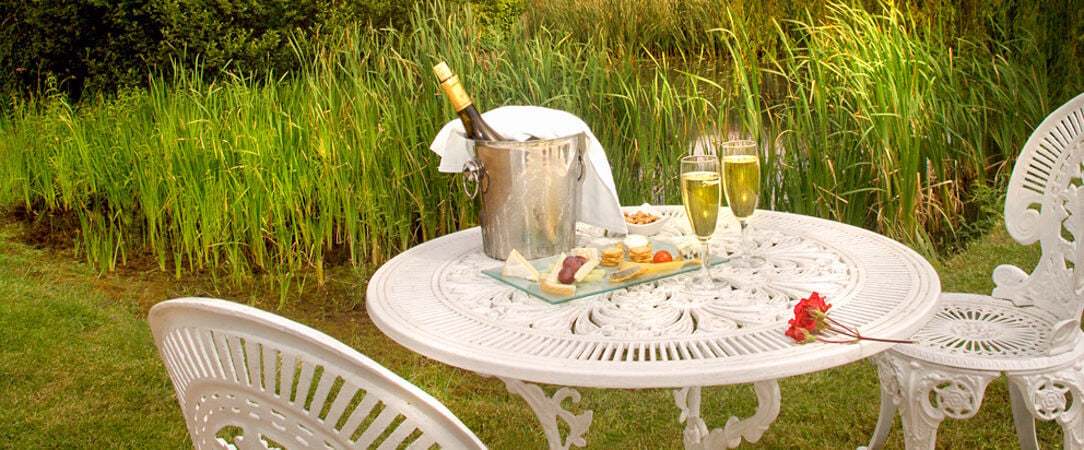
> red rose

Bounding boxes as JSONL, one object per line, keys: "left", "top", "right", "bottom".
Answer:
{"left": 789, "top": 303, "right": 817, "bottom": 332}
{"left": 804, "top": 292, "right": 831, "bottom": 315}
{"left": 786, "top": 292, "right": 831, "bottom": 343}
{"left": 786, "top": 326, "right": 815, "bottom": 343}
{"left": 785, "top": 291, "right": 913, "bottom": 345}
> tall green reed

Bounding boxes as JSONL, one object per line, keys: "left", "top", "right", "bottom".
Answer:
{"left": 724, "top": 1, "right": 1047, "bottom": 253}
{"left": 0, "top": 0, "right": 1052, "bottom": 300}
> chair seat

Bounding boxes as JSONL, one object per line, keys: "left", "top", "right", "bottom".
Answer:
{"left": 149, "top": 298, "right": 486, "bottom": 450}
{"left": 889, "top": 293, "right": 1083, "bottom": 373}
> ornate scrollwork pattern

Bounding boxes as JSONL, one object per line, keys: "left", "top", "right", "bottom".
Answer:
{"left": 674, "top": 381, "right": 781, "bottom": 450}
{"left": 998, "top": 135, "right": 1084, "bottom": 329}
{"left": 501, "top": 378, "right": 592, "bottom": 450}
{"left": 870, "top": 98, "right": 1084, "bottom": 449}
{"left": 929, "top": 379, "right": 986, "bottom": 419}
{"left": 908, "top": 301, "right": 1049, "bottom": 358}
{"left": 439, "top": 208, "right": 853, "bottom": 340}
{"left": 871, "top": 353, "right": 904, "bottom": 406}
{"left": 871, "top": 353, "right": 998, "bottom": 449}
{"left": 1008, "top": 363, "right": 1084, "bottom": 449}
{"left": 368, "top": 207, "right": 940, "bottom": 448}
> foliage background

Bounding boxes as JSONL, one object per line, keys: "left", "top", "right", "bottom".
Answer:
{"left": 0, "top": 0, "right": 514, "bottom": 103}
{"left": 0, "top": 0, "right": 1081, "bottom": 292}
{"left": 4, "top": 0, "right": 1079, "bottom": 103}
{"left": 0, "top": 2, "right": 1078, "bottom": 448}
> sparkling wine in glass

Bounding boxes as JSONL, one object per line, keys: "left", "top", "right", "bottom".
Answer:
{"left": 722, "top": 140, "right": 765, "bottom": 268}
{"left": 680, "top": 155, "right": 721, "bottom": 289}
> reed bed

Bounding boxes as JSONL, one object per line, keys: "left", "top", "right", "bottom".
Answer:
{"left": 0, "top": 0, "right": 1050, "bottom": 295}
{"left": 745, "top": 3, "right": 1048, "bottom": 253}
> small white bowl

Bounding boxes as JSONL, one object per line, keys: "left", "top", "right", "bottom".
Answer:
{"left": 624, "top": 206, "right": 669, "bottom": 236}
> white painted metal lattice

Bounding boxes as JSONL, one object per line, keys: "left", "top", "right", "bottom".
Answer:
{"left": 370, "top": 208, "right": 939, "bottom": 389}
{"left": 369, "top": 207, "right": 941, "bottom": 449}
{"left": 907, "top": 294, "right": 1050, "bottom": 359}
{"left": 370, "top": 208, "right": 940, "bottom": 449}
{"left": 865, "top": 93, "right": 1084, "bottom": 450}
{"left": 149, "top": 298, "right": 485, "bottom": 450}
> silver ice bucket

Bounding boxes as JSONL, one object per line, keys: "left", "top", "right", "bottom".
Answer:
{"left": 462, "top": 133, "right": 586, "bottom": 260}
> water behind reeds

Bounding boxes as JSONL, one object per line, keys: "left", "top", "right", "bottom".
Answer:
{"left": 0, "top": 0, "right": 1050, "bottom": 297}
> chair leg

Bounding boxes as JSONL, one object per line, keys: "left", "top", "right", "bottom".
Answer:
{"left": 1008, "top": 380, "right": 1039, "bottom": 450}
{"left": 870, "top": 352, "right": 996, "bottom": 450}
{"left": 1007, "top": 363, "right": 1084, "bottom": 450}
{"left": 864, "top": 379, "right": 898, "bottom": 450}
{"left": 863, "top": 355, "right": 900, "bottom": 450}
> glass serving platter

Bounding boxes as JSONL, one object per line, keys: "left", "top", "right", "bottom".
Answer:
{"left": 482, "top": 240, "right": 725, "bottom": 304}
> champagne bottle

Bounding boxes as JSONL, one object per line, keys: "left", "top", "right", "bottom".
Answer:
{"left": 433, "top": 61, "right": 506, "bottom": 141}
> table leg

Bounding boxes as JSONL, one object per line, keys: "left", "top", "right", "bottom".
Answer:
{"left": 674, "top": 380, "right": 781, "bottom": 449}
{"left": 500, "top": 377, "right": 593, "bottom": 450}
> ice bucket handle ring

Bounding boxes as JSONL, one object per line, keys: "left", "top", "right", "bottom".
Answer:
{"left": 576, "top": 153, "right": 585, "bottom": 182}
{"left": 460, "top": 159, "right": 487, "bottom": 199}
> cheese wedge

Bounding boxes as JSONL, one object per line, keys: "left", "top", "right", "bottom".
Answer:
{"left": 608, "top": 266, "right": 646, "bottom": 283}
{"left": 573, "top": 258, "right": 600, "bottom": 282}
{"left": 571, "top": 247, "right": 599, "bottom": 263}
{"left": 676, "top": 237, "right": 701, "bottom": 259}
{"left": 618, "top": 259, "right": 698, "bottom": 275}
{"left": 541, "top": 280, "right": 576, "bottom": 296}
{"left": 545, "top": 253, "right": 567, "bottom": 284}
{"left": 502, "top": 249, "right": 540, "bottom": 282}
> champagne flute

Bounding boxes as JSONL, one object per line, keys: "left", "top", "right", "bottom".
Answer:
{"left": 721, "top": 140, "right": 766, "bottom": 268}
{"left": 680, "top": 154, "right": 722, "bottom": 289}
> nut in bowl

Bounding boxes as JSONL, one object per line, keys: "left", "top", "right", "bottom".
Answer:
{"left": 623, "top": 204, "right": 668, "bottom": 236}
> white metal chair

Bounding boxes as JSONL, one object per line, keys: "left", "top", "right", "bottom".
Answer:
{"left": 148, "top": 297, "right": 486, "bottom": 449}
{"left": 863, "top": 94, "right": 1084, "bottom": 449}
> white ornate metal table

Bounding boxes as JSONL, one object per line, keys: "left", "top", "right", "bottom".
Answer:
{"left": 366, "top": 207, "right": 941, "bottom": 449}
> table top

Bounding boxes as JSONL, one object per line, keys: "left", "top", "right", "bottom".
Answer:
{"left": 367, "top": 206, "right": 941, "bottom": 389}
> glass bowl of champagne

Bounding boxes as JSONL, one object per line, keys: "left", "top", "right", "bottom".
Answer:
{"left": 680, "top": 154, "right": 722, "bottom": 290}
{"left": 721, "top": 140, "right": 765, "bottom": 268}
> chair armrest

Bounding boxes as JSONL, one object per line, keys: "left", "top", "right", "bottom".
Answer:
{"left": 991, "top": 264, "right": 1033, "bottom": 306}
{"left": 1048, "top": 318, "right": 1083, "bottom": 355}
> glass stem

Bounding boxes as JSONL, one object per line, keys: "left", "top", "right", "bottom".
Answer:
{"left": 700, "top": 241, "right": 711, "bottom": 284}
{"left": 739, "top": 220, "right": 751, "bottom": 257}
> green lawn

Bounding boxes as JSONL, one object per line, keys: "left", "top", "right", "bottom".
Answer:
{"left": 0, "top": 219, "right": 1069, "bottom": 449}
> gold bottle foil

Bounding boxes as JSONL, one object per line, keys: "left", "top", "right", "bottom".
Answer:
{"left": 439, "top": 75, "right": 473, "bottom": 112}
{"left": 433, "top": 62, "right": 473, "bottom": 112}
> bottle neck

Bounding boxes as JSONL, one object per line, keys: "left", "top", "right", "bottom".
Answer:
{"left": 438, "top": 75, "right": 473, "bottom": 113}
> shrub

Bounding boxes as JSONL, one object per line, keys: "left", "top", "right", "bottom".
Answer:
{"left": 0, "top": 0, "right": 437, "bottom": 102}
{"left": 0, "top": 0, "right": 160, "bottom": 99}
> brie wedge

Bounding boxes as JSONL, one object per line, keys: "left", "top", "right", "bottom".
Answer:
{"left": 502, "top": 249, "right": 540, "bottom": 282}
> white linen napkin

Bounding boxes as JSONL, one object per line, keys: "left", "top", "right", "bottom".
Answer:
{"left": 429, "top": 105, "right": 627, "bottom": 234}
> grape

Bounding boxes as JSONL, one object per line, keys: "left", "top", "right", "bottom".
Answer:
{"left": 562, "top": 256, "right": 584, "bottom": 271}
{"left": 558, "top": 266, "right": 576, "bottom": 284}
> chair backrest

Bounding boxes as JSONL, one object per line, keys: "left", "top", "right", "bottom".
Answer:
{"left": 148, "top": 297, "right": 485, "bottom": 450}
{"left": 999, "top": 92, "right": 1084, "bottom": 354}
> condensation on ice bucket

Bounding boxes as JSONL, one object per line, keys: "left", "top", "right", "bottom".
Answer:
{"left": 462, "top": 133, "right": 586, "bottom": 260}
